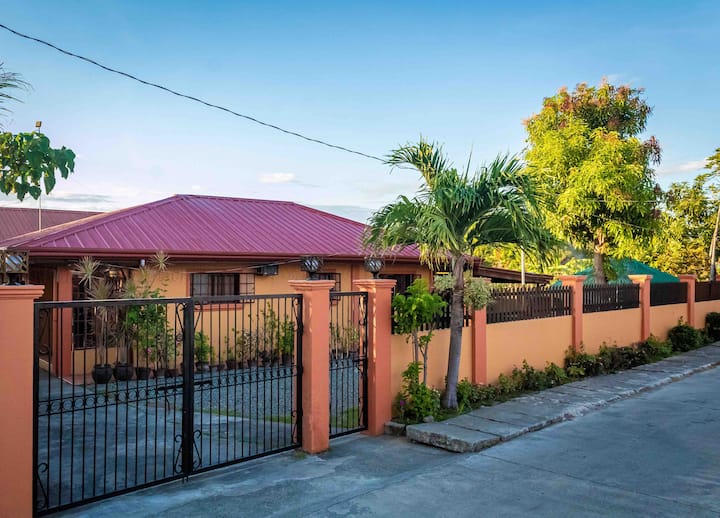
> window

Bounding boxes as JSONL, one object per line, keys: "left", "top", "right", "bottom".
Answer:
{"left": 317, "top": 272, "right": 341, "bottom": 292}
{"left": 379, "top": 273, "right": 418, "bottom": 295}
{"left": 191, "top": 273, "right": 255, "bottom": 297}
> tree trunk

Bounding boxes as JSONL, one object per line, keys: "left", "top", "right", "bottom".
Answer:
{"left": 441, "top": 255, "right": 465, "bottom": 409}
{"left": 593, "top": 250, "right": 606, "bottom": 284}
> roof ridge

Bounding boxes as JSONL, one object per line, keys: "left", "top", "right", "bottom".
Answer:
{"left": 288, "top": 201, "right": 368, "bottom": 228}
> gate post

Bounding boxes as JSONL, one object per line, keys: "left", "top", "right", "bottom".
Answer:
{"left": 289, "top": 280, "right": 335, "bottom": 454}
{"left": 679, "top": 274, "right": 696, "bottom": 328}
{"left": 629, "top": 275, "right": 653, "bottom": 341}
{"left": 0, "top": 285, "right": 44, "bottom": 518}
{"left": 559, "top": 275, "right": 586, "bottom": 349}
{"left": 353, "top": 279, "right": 396, "bottom": 436}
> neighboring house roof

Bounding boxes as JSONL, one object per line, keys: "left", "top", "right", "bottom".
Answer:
{"left": 575, "top": 258, "right": 679, "bottom": 284}
{"left": 473, "top": 264, "right": 553, "bottom": 285}
{"left": 0, "top": 194, "right": 419, "bottom": 261}
{"left": 0, "top": 207, "right": 100, "bottom": 242}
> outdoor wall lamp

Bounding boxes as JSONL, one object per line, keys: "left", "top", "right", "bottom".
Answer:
{"left": 300, "top": 255, "right": 323, "bottom": 280}
{"left": 364, "top": 256, "right": 384, "bottom": 279}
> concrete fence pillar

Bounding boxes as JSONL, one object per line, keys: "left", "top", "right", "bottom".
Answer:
{"left": 559, "top": 275, "right": 586, "bottom": 349}
{"left": 288, "top": 279, "right": 335, "bottom": 454}
{"left": 629, "top": 275, "right": 653, "bottom": 341}
{"left": 678, "top": 274, "right": 696, "bottom": 328}
{"left": 472, "top": 308, "right": 487, "bottom": 385}
{"left": 0, "top": 285, "right": 44, "bottom": 518}
{"left": 353, "top": 278, "right": 396, "bottom": 436}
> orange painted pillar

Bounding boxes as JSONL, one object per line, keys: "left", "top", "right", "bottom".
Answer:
{"left": 559, "top": 275, "right": 586, "bottom": 349}
{"left": 679, "top": 274, "right": 696, "bottom": 328}
{"left": 288, "top": 279, "right": 335, "bottom": 454}
{"left": 629, "top": 274, "right": 653, "bottom": 341}
{"left": 353, "top": 278, "right": 396, "bottom": 436}
{"left": 0, "top": 285, "right": 44, "bottom": 518}
{"left": 472, "top": 308, "right": 487, "bottom": 385}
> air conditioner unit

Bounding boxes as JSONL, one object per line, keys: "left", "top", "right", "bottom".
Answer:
{"left": 257, "top": 264, "right": 279, "bottom": 276}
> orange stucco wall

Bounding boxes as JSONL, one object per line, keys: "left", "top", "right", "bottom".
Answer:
{"left": 390, "top": 326, "right": 472, "bottom": 395}
{"left": 157, "top": 260, "right": 429, "bottom": 299}
{"left": 583, "top": 308, "right": 642, "bottom": 353}
{"left": 695, "top": 300, "right": 720, "bottom": 329}
{"left": 485, "top": 316, "right": 573, "bottom": 383}
{"left": 650, "top": 304, "right": 688, "bottom": 340}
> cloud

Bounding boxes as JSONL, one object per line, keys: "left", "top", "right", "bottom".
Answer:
{"left": 191, "top": 185, "right": 203, "bottom": 192}
{"left": 657, "top": 159, "right": 708, "bottom": 176}
{"left": 259, "top": 173, "right": 295, "bottom": 184}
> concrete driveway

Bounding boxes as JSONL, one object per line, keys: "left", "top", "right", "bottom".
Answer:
{"left": 60, "top": 365, "right": 720, "bottom": 517}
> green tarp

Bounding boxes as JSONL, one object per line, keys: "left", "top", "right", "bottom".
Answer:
{"left": 574, "top": 258, "right": 679, "bottom": 284}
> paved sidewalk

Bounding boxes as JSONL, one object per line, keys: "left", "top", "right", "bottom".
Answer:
{"left": 405, "top": 344, "right": 720, "bottom": 452}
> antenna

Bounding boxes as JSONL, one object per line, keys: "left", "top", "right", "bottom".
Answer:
{"left": 36, "top": 121, "right": 42, "bottom": 231}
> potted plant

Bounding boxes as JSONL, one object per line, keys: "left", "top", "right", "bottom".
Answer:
{"left": 278, "top": 317, "right": 295, "bottom": 366}
{"left": 73, "top": 257, "right": 116, "bottom": 385}
{"left": 194, "top": 331, "right": 213, "bottom": 372}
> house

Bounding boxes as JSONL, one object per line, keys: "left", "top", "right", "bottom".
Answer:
{"left": 0, "top": 206, "right": 100, "bottom": 242}
{"left": 0, "top": 194, "right": 428, "bottom": 302}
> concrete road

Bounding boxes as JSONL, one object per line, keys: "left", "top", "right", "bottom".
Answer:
{"left": 62, "top": 366, "right": 720, "bottom": 517}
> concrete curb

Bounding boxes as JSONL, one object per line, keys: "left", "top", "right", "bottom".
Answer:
{"left": 401, "top": 344, "right": 720, "bottom": 453}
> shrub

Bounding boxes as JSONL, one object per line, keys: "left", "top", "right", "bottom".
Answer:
{"left": 668, "top": 323, "right": 703, "bottom": 352}
{"left": 395, "top": 362, "right": 441, "bottom": 423}
{"left": 598, "top": 345, "right": 644, "bottom": 373}
{"left": 564, "top": 345, "right": 601, "bottom": 376}
{"left": 705, "top": 312, "right": 720, "bottom": 342}
{"left": 544, "top": 362, "right": 569, "bottom": 387}
{"left": 637, "top": 336, "right": 673, "bottom": 362}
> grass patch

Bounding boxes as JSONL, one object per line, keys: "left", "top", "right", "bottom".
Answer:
{"left": 331, "top": 406, "right": 359, "bottom": 429}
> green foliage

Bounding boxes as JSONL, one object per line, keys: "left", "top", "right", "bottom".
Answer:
{"left": 194, "top": 332, "right": 214, "bottom": 362}
{"left": 227, "top": 328, "right": 258, "bottom": 362}
{"left": 261, "top": 304, "right": 295, "bottom": 359}
{"left": 667, "top": 322, "right": 704, "bottom": 352}
{"left": 705, "top": 312, "right": 720, "bottom": 342}
{"left": 564, "top": 345, "right": 602, "bottom": 376}
{"left": 565, "top": 337, "right": 674, "bottom": 376}
{"left": 392, "top": 278, "right": 446, "bottom": 381}
{"left": 434, "top": 273, "right": 492, "bottom": 310}
{"left": 525, "top": 81, "right": 661, "bottom": 283}
{"left": 456, "top": 378, "right": 498, "bottom": 413}
{"left": 365, "top": 139, "right": 553, "bottom": 409}
{"left": 637, "top": 335, "right": 673, "bottom": 362}
{"left": 0, "top": 64, "right": 76, "bottom": 200}
{"left": 639, "top": 173, "right": 719, "bottom": 279}
{"left": 395, "top": 362, "right": 441, "bottom": 423}
{"left": 330, "top": 324, "right": 361, "bottom": 356}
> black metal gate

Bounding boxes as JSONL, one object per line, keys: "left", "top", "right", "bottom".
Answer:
{"left": 33, "top": 294, "right": 302, "bottom": 515}
{"left": 329, "top": 291, "right": 368, "bottom": 438}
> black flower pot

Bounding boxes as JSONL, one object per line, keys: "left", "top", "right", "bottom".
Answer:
{"left": 92, "top": 364, "right": 113, "bottom": 384}
{"left": 136, "top": 366, "right": 152, "bottom": 380}
{"left": 113, "top": 363, "right": 135, "bottom": 381}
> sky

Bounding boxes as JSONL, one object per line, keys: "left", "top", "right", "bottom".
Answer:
{"left": 1, "top": 0, "right": 719, "bottom": 222}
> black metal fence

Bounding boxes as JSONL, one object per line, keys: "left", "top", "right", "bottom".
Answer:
{"left": 583, "top": 283, "right": 640, "bottom": 313}
{"left": 329, "top": 292, "right": 368, "bottom": 438}
{"left": 650, "top": 282, "right": 688, "bottom": 307}
{"left": 34, "top": 294, "right": 302, "bottom": 515}
{"left": 695, "top": 281, "right": 720, "bottom": 302}
{"left": 487, "top": 285, "right": 573, "bottom": 324}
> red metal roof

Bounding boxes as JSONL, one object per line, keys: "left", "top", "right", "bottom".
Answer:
{"left": 0, "top": 207, "right": 100, "bottom": 242}
{"left": 0, "top": 195, "right": 419, "bottom": 261}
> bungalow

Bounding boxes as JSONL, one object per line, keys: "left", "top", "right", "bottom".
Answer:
{"left": 0, "top": 194, "right": 428, "bottom": 301}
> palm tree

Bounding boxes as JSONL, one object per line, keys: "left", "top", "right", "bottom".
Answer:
{"left": 0, "top": 63, "right": 29, "bottom": 127}
{"left": 364, "top": 139, "right": 552, "bottom": 408}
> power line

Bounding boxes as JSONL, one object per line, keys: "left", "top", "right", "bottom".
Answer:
{"left": 0, "top": 22, "right": 386, "bottom": 163}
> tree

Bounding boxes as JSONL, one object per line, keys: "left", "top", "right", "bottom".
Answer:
{"left": 391, "top": 278, "right": 446, "bottom": 385}
{"left": 0, "top": 63, "right": 75, "bottom": 201}
{"left": 524, "top": 81, "right": 661, "bottom": 283}
{"left": 640, "top": 173, "right": 718, "bottom": 280}
{"left": 364, "top": 140, "right": 551, "bottom": 408}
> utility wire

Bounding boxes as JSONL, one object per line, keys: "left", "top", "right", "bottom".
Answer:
{"left": 0, "top": 22, "right": 386, "bottom": 163}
